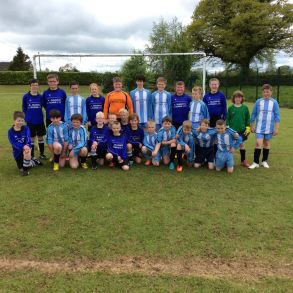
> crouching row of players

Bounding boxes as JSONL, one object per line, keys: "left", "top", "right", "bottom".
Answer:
{"left": 9, "top": 109, "right": 241, "bottom": 175}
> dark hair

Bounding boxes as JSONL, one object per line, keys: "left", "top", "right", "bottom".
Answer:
{"left": 232, "top": 90, "right": 244, "bottom": 104}
{"left": 49, "top": 109, "right": 61, "bottom": 118}
{"left": 216, "top": 119, "right": 226, "bottom": 126}
{"left": 29, "top": 79, "right": 39, "bottom": 85}
{"left": 129, "top": 113, "right": 140, "bottom": 122}
{"left": 176, "top": 81, "right": 185, "bottom": 87}
{"left": 200, "top": 119, "right": 210, "bottom": 126}
{"left": 13, "top": 111, "right": 25, "bottom": 120}
{"left": 112, "top": 77, "right": 122, "bottom": 83}
{"left": 71, "top": 113, "right": 83, "bottom": 122}
{"left": 112, "top": 121, "right": 121, "bottom": 127}
{"left": 162, "top": 116, "right": 172, "bottom": 124}
{"left": 135, "top": 74, "right": 145, "bottom": 82}
{"left": 69, "top": 81, "right": 79, "bottom": 88}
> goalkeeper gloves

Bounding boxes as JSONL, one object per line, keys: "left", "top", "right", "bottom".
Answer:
{"left": 244, "top": 126, "right": 251, "bottom": 136}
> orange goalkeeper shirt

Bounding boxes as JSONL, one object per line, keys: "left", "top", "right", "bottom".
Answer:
{"left": 104, "top": 90, "right": 133, "bottom": 119}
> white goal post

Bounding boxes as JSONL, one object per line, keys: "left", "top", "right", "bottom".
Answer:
{"left": 32, "top": 52, "right": 207, "bottom": 93}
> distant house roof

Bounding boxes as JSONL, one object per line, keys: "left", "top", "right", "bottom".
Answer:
{"left": 0, "top": 62, "right": 10, "bottom": 71}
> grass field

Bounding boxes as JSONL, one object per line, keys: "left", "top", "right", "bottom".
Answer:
{"left": 0, "top": 86, "right": 292, "bottom": 292}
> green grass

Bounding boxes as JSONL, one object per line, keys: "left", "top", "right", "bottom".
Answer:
{"left": 0, "top": 85, "right": 292, "bottom": 292}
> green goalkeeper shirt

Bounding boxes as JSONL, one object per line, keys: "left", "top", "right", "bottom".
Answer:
{"left": 226, "top": 104, "right": 250, "bottom": 132}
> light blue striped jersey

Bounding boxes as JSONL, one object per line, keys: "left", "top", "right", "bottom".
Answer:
{"left": 250, "top": 98, "right": 280, "bottom": 134}
{"left": 68, "top": 125, "right": 88, "bottom": 150}
{"left": 189, "top": 99, "right": 210, "bottom": 126}
{"left": 216, "top": 131, "right": 235, "bottom": 152}
{"left": 46, "top": 121, "right": 69, "bottom": 145}
{"left": 156, "top": 126, "right": 176, "bottom": 143}
{"left": 176, "top": 126, "right": 194, "bottom": 148}
{"left": 151, "top": 90, "right": 171, "bottom": 124}
{"left": 64, "top": 95, "right": 87, "bottom": 124}
{"left": 130, "top": 88, "right": 152, "bottom": 124}
{"left": 143, "top": 132, "right": 157, "bottom": 151}
{"left": 194, "top": 128, "right": 217, "bottom": 148}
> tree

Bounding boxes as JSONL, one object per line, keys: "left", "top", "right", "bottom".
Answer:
{"left": 59, "top": 63, "right": 79, "bottom": 72}
{"left": 187, "top": 0, "right": 293, "bottom": 74}
{"left": 146, "top": 18, "right": 194, "bottom": 86}
{"left": 8, "top": 47, "right": 32, "bottom": 71}
{"left": 120, "top": 50, "right": 149, "bottom": 91}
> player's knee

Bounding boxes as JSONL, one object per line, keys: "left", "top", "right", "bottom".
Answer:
{"left": 122, "top": 165, "right": 129, "bottom": 171}
{"left": 127, "top": 144, "right": 132, "bottom": 151}
{"left": 177, "top": 144, "right": 182, "bottom": 150}
{"left": 141, "top": 146, "right": 147, "bottom": 153}
{"left": 106, "top": 153, "right": 113, "bottom": 161}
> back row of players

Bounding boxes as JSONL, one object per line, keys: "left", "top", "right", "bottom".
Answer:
{"left": 8, "top": 73, "right": 280, "bottom": 175}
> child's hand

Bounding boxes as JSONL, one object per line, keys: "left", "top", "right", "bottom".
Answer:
{"left": 152, "top": 151, "right": 157, "bottom": 157}
{"left": 185, "top": 145, "right": 190, "bottom": 153}
{"left": 23, "top": 145, "right": 30, "bottom": 154}
{"left": 233, "top": 133, "right": 239, "bottom": 139}
{"left": 250, "top": 126, "right": 255, "bottom": 133}
{"left": 273, "top": 128, "right": 279, "bottom": 136}
{"left": 230, "top": 147, "right": 235, "bottom": 153}
{"left": 139, "top": 143, "right": 142, "bottom": 148}
{"left": 196, "top": 127, "right": 200, "bottom": 133}
{"left": 87, "top": 121, "right": 92, "bottom": 126}
{"left": 68, "top": 144, "right": 73, "bottom": 150}
{"left": 92, "top": 141, "right": 98, "bottom": 149}
{"left": 117, "top": 156, "right": 123, "bottom": 163}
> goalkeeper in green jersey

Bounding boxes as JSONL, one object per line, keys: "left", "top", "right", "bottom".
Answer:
{"left": 226, "top": 90, "right": 251, "bottom": 168}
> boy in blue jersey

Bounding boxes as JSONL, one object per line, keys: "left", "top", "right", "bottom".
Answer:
{"left": 105, "top": 121, "right": 129, "bottom": 171}
{"left": 126, "top": 113, "right": 144, "bottom": 165}
{"left": 8, "top": 111, "right": 41, "bottom": 176}
{"left": 249, "top": 84, "right": 280, "bottom": 169}
{"left": 215, "top": 119, "right": 241, "bottom": 173}
{"left": 142, "top": 120, "right": 160, "bottom": 166}
{"left": 151, "top": 77, "right": 171, "bottom": 130}
{"left": 189, "top": 86, "right": 210, "bottom": 129}
{"left": 171, "top": 81, "right": 192, "bottom": 129}
{"left": 68, "top": 114, "right": 88, "bottom": 169}
{"left": 153, "top": 116, "right": 177, "bottom": 170}
{"left": 43, "top": 73, "right": 67, "bottom": 127}
{"left": 86, "top": 83, "right": 105, "bottom": 131}
{"left": 64, "top": 81, "right": 87, "bottom": 126}
{"left": 194, "top": 119, "right": 217, "bottom": 170}
{"left": 46, "top": 109, "right": 69, "bottom": 171}
{"left": 22, "top": 79, "right": 47, "bottom": 160}
{"left": 203, "top": 78, "right": 227, "bottom": 127}
{"left": 176, "top": 120, "right": 194, "bottom": 172}
{"left": 89, "top": 112, "right": 109, "bottom": 169}
{"left": 130, "top": 74, "right": 152, "bottom": 128}
{"left": 119, "top": 108, "right": 129, "bottom": 133}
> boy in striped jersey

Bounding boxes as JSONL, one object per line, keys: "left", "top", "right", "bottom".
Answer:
{"left": 130, "top": 75, "right": 152, "bottom": 128}
{"left": 171, "top": 81, "right": 192, "bottom": 129}
{"left": 142, "top": 120, "right": 160, "bottom": 166}
{"left": 189, "top": 86, "right": 210, "bottom": 129}
{"left": 151, "top": 77, "right": 171, "bottom": 130}
{"left": 215, "top": 120, "right": 241, "bottom": 173}
{"left": 176, "top": 121, "right": 195, "bottom": 172}
{"left": 249, "top": 84, "right": 280, "bottom": 169}
{"left": 193, "top": 119, "right": 217, "bottom": 170}
{"left": 46, "top": 110, "right": 69, "bottom": 171}
{"left": 153, "top": 116, "right": 177, "bottom": 170}
{"left": 68, "top": 114, "right": 88, "bottom": 169}
{"left": 64, "top": 81, "right": 87, "bottom": 126}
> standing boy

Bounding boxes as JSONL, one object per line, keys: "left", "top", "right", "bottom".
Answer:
{"left": 130, "top": 74, "right": 152, "bottom": 128}
{"left": 249, "top": 84, "right": 280, "bottom": 169}
{"left": 22, "top": 79, "right": 47, "bottom": 160}
{"left": 171, "top": 81, "right": 192, "bottom": 129}
{"left": 42, "top": 73, "right": 67, "bottom": 127}
{"left": 151, "top": 77, "right": 171, "bottom": 130}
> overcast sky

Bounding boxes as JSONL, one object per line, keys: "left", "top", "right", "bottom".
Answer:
{"left": 0, "top": 0, "right": 292, "bottom": 71}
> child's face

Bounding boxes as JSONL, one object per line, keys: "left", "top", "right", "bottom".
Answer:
{"left": 51, "top": 116, "right": 61, "bottom": 125}
{"left": 72, "top": 119, "right": 81, "bottom": 129}
{"left": 70, "top": 85, "right": 79, "bottom": 96}
{"left": 14, "top": 117, "right": 24, "bottom": 128}
{"left": 216, "top": 124, "right": 226, "bottom": 134}
{"left": 183, "top": 127, "right": 191, "bottom": 135}
{"left": 210, "top": 81, "right": 219, "bottom": 93}
{"left": 192, "top": 90, "right": 201, "bottom": 100}
{"left": 200, "top": 122, "right": 209, "bottom": 132}
{"left": 147, "top": 123, "right": 155, "bottom": 133}
{"left": 234, "top": 96, "right": 243, "bottom": 105}
{"left": 90, "top": 86, "right": 100, "bottom": 96}
{"left": 112, "top": 124, "right": 121, "bottom": 135}
{"left": 120, "top": 112, "right": 129, "bottom": 122}
{"left": 162, "top": 121, "right": 172, "bottom": 130}
{"left": 263, "top": 89, "right": 272, "bottom": 99}
{"left": 130, "top": 118, "right": 139, "bottom": 128}
{"left": 157, "top": 82, "right": 166, "bottom": 92}
{"left": 136, "top": 80, "right": 144, "bottom": 88}
{"left": 48, "top": 78, "right": 59, "bottom": 90}
{"left": 175, "top": 85, "right": 185, "bottom": 96}
{"left": 96, "top": 115, "right": 104, "bottom": 125}
{"left": 30, "top": 82, "right": 39, "bottom": 93}
{"left": 113, "top": 82, "right": 122, "bottom": 92}
{"left": 108, "top": 115, "right": 117, "bottom": 124}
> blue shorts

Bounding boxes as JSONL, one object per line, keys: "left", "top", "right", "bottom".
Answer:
{"left": 215, "top": 150, "right": 234, "bottom": 169}
{"left": 255, "top": 133, "right": 273, "bottom": 140}
{"left": 161, "top": 145, "right": 170, "bottom": 157}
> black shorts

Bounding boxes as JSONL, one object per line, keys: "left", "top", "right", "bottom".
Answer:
{"left": 209, "top": 116, "right": 222, "bottom": 128}
{"left": 195, "top": 146, "right": 214, "bottom": 164}
{"left": 27, "top": 123, "right": 46, "bottom": 137}
{"left": 112, "top": 155, "right": 129, "bottom": 168}
{"left": 132, "top": 144, "right": 142, "bottom": 158}
{"left": 238, "top": 131, "right": 248, "bottom": 142}
{"left": 172, "top": 122, "right": 182, "bottom": 130}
